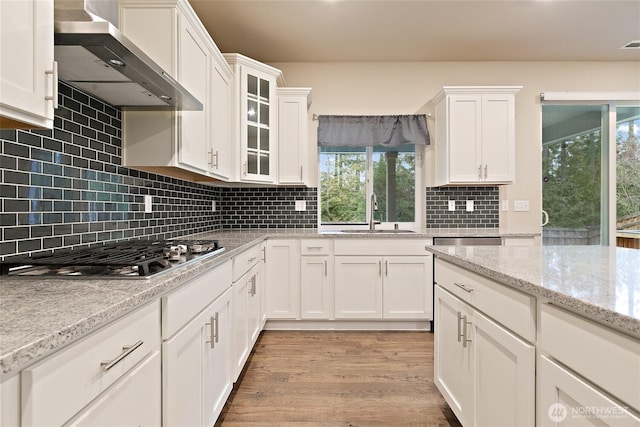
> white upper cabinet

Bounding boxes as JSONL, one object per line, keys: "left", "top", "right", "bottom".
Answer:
{"left": 277, "top": 87, "right": 312, "bottom": 185}
{"left": 0, "top": 0, "right": 57, "bottom": 129}
{"left": 119, "top": 0, "right": 231, "bottom": 182}
{"left": 224, "top": 53, "right": 283, "bottom": 184}
{"left": 431, "top": 86, "right": 521, "bottom": 186}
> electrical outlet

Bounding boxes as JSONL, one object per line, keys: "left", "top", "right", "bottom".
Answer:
{"left": 295, "top": 200, "right": 306, "bottom": 211}
{"left": 514, "top": 200, "right": 530, "bottom": 212}
{"left": 502, "top": 200, "right": 509, "bottom": 211}
{"left": 466, "top": 200, "right": 474, "bottom": 212}
{"left": 144, "top": 195, "right": 152, "bottom": 213}
{"left": 448, "top": 200, "right": 456, "bottom": 211}
{"left": 211, "top": 200, "right": 217, "bottom": 212}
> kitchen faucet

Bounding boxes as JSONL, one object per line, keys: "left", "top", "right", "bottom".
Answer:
{"left": 369, "top": 192, "right": 379, "bottom": 231}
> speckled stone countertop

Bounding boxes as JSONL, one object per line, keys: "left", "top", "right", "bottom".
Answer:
{"left": 428, "top": 245, "right": 640, "bottom": 338}
{"left": 0, "top": 227, "right": 536, "bottom": 377}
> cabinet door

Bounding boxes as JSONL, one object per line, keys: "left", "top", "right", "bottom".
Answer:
{"left": 232, "top": 271, "right": 250, "bottom": 381}
{"left": 481, "top": 94, "right": 515, "bottom": 183}
{"left": 300, "top": 256, "right": 334, "bottom": 319}
{"left": 240, "top": 69, "right": 276, "bottom": 182}
{"left": 277, "top": 91, "right": 310, "bottom": 184}
{"left": 0, "top": 0, "right": 55, "bottom": 128}
{"left": 203, "top": 289, "right": 232, "bottom": 426}
{"left": 163, "top": 293, "right": 229, "bottom": 426}
{"left": 210, "top": 60, "right": 232, "bottom": 179}
{"left": 434, "top": 285, "right": 471, "bottom": 425}
{"left": 471, "top": 307, "right": 535, "bottom": 427}
{"left": 538, "top": 355, "right": 640, "bottom": 427}
{"left": 177, "top": 19, "right": 209, "bottom": 172}
{"left": 447, "top": 94, "right": 482, "bottom": 183}
{"left": 265, "top": 240, "right": 300, "bottom": 319}
{"left": 334, "top": 256, "right": 383, "bottom": 319}
{"left": 247, "top": 264, "right": 262, "bottom": 347}
{"left": 66, "top": 351, "right": 161, "bottom": 427}
{"left": 383, "top": 255, "right": 432, "bottom": 319}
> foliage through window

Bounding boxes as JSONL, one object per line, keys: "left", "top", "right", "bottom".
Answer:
{"left": 320, "top": 146, "right": 416, "bottom": 225}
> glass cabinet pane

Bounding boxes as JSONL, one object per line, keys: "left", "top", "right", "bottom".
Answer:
{"left": 260, "top": 128, "right": 269, "bottom": 150}
{"left": 247, "top": 100, "right": 258, "bottom": 123}
{"left": 248, "top": 152, "right": 258, "bottom": 174}
{"left": 260, "top": 78, "right": 269, "bottom": 100}
{"left": 259, "top": 153, "right": 269, "bottom": 175}
{"left": 248, "top": 126, "right": 258, "bottom": 149}
{"left": 248, "top": 75, "right": 258, "bottom": 96}
{"left": 259, "top": 103, "right": 269, "bottom": 125}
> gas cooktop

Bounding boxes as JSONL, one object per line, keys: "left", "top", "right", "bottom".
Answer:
{"left": 0, "top": 239, "right": 225, "bottom": 278}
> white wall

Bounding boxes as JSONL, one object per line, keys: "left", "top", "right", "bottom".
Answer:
{"left": 271, "top": 61, "right": 640, "bottom": 235}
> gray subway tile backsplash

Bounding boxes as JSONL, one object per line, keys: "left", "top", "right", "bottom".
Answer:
{"left": 425, "top": 186, "right": 499, "bottom": 228}
{"left": 1, "top": 81, "right": 497, "bottom": 258}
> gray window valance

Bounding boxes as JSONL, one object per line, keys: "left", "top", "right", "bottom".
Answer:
{"left": 317, "top": 114, "right": 430, "bottom": 147}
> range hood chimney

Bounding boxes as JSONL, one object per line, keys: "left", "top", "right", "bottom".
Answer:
{"left": 54, "top": 0, "right": 202, "bottom": 110}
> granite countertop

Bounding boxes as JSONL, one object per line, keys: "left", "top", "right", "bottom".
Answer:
{"left": 428, "top": 245, "right": 640, "bottom": 338}
{"left": 0, "top": 227, "right": 535, "bottom": 377}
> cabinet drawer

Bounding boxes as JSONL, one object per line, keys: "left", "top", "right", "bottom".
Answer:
{"left": 540, "top": 303, "right": 640, "bottom": 412}
{"left": 233, "top": 244, "right": 262, "bottom": 282}
{"left": 334, "top": 239, "right": 431, "bottom": 256}
{"left": 162, "top": 261, "right": 232, "bottom": 339}
{"left": 21, "top": 301, "right": 160, "bottom": 427}
{"left": 300, "top": 239, "right": 331, "bottom": 255}
{"left": 435, "top": 260, "right": 535, "bottom": 342}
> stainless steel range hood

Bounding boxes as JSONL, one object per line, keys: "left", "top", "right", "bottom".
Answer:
{"left": 54, "top": 0, "right": 202, "bottom": 110}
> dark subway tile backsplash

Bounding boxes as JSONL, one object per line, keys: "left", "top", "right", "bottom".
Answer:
{"left": 0, "top": 81, "right": 319, "bottom": 257}
{"left": 425, "top": 186, "right": 499, "bottom": 229}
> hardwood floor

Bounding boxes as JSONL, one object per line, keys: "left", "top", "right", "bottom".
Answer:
{"left": 215, "top": 331, "right": 462, "bottom": 427}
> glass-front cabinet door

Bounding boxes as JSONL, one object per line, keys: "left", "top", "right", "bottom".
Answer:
{"left": 241, "top": 68, "right": 276, "bottom": 182}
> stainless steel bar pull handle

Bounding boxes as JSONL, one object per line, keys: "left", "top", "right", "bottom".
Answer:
{"left": 248, "top": 257, "right": 257, "bottom": 263}
{"left": 454, "top": 282, "right": 474, "bottom": 293}
{"left": 484, "top": 165, "right": 488, "bottom": 179}
{"left": 385, "top": 260, "right": 388, "bottom": 276}
{"left": 478, "top": 165, "right": 482, "bottom": 178}
{"left": 45, "top": 61, "right": 58, "bottom": 109}
{"left": 101, "top": 340, "right": 144, "bottom": 372}
{"left": 462, "top": 315, "right": 472, "bottom": 348}
{"left": 457, "top": 311, "right": 463, "bottom": 343}
{"left": 206, "top": 315, "right": 217, "bottom": 349}
{"left": 379, "top": 260, "right": 382, "bottom": 276}
{"left": 324, "top": 260, "right": 327, "bottom": 276}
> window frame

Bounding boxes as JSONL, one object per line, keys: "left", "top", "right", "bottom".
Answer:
{"left": 317, "top": 145, "right": 425, "bottom": 232}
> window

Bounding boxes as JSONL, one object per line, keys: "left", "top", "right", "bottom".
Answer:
{"left": 541, "top": 95, "right": 640, "bottom": 246}
{"left": 319, "top": 145, "right": 421, "bottom": 228}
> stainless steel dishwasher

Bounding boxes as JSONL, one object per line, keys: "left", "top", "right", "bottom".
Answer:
{"left": 430, "top": 236, "right": 502, "bottom": 331}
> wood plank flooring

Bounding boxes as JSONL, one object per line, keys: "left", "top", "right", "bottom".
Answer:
{"left": 215, "top": 331, "right": 462, "bottom": 427}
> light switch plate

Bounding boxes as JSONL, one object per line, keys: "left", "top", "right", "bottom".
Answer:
{"left": 466, "top": 200, "right": 474, "bottom": 212}
{"left": 295, "top": 200, "right": 306, "bottom": 211}
{"left": 448, "top": 200, "right": 456, "bottom": 211}
{"left": 514, "top": 200, "right": 530, "bottom": 212}
{"left": 144, "top": 195, "right": 152, "bottom": 213}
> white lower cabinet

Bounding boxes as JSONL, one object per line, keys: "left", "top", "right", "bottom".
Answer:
{"left": 334, "top": 256, "right": 383, "bottom": 319}
{"left": 334, "top": 255, "right": 432, "bottom": 320}
{"left": 21, "top": 301, "right": 161, "bottom": 427}
{"left": 232, "top": 245, "right": 263, "bottom": 381}
{"left": 162, "top": 262, "right": 233, "bottom": 427}
{"left": 66, "top": 350, "right": 161, "bottom": 427}
{"left": 300, "top": 255, "right": 334, "bottom": 319}
{"left": 538, "top": 355, "right": 640, "bottom": 427}
{"left": 537, "top": 303, "right": 640, "bottom": 426}
{"left": 265, "top": 240, "right": 301, "bottom": 319}
{"left": 434, "top": 284, "right": 535, "bottom": 426}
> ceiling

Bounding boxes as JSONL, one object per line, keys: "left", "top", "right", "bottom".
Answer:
{"left": 189, "top": 0, "right": 640, "bottom": 63}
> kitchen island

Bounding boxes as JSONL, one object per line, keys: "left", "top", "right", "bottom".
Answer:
{"left": 427, "top": 245, "right": 639, "bottom": 426}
